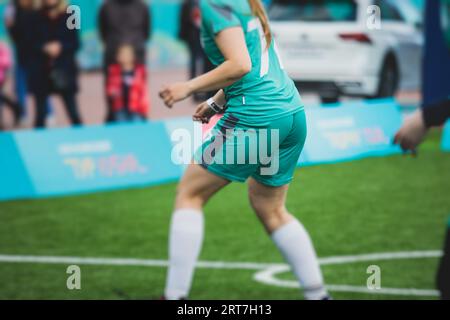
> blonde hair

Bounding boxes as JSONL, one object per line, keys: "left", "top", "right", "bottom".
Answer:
{"left": 248, "top": 0, "right": 272, "bottom": 49}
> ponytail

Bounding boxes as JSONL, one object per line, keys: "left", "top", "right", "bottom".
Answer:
{"left": 248, "top": 0, "right": 272, "bottom": 49}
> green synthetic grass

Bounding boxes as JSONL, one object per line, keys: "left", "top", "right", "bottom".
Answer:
{"left": 0, "top": 130, "right": 449, "bottom": 300}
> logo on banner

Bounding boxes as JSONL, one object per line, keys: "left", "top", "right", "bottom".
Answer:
{"left": 59, "top": 140, "right": 148, "bottom": 180}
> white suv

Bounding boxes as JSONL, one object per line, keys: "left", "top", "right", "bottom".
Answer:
{"left": 269, "top": 0, "right": 424, "bottom": 103}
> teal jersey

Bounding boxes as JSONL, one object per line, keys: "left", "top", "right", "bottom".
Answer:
{"left": 200, "top": 0, "right": 303, "bottom": 127}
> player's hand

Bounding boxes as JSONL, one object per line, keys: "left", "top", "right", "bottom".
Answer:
{"left": 159, "top": 82, "right": 192, "bottom": 108}
{"left": 394, "top": 110, "right": 428, "bottom": 154}
{"left": 193, "top": 101, "right": 216, "bottom": 124}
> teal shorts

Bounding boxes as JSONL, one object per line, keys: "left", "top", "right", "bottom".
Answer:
{"left": 194, "top": 110, "right": 307, "bottom": 187}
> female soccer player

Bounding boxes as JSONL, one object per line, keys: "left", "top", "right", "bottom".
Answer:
{"left": 159, "top": 0, "right": 329, "bottom": 300}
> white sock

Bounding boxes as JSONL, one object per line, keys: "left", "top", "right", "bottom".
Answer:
{"left": 271, "top": 219, "right": 328, "bottom": 300}
{"left": 164, "top": 209, "right": 204, "bottom": 300}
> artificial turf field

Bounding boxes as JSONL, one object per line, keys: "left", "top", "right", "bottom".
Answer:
{"left": 0, "top": 131, "right": 449, "bottom": 300}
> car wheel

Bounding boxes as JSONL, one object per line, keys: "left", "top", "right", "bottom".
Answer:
{"left": 375, "top": 58, "right": 399, "bottom": 98}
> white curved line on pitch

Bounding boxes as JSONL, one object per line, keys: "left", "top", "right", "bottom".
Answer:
{"left": 252, "top": 264, "right": 440, "bottom": 297}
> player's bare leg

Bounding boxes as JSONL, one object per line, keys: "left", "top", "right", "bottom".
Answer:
{"left": 174, "top": 163, "right": 230, "bottom": 210}
{"left": 164, "top": 164, "right": 229, "bottom": 300}
{"left": 248, "top": 178, "right": 330, "bottom": 300}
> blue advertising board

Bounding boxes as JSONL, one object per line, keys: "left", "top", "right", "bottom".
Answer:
{"left": 0, "top": 100, "right": 407, "bottom": 201}
{"left": 0, "top": 134, "right": 34, "bottom": 201}
{"left": 303, "top": 100, "right": 402, "bottom": 164}
{"left": 11, "top": 122, "right": 181, "bottom": 198}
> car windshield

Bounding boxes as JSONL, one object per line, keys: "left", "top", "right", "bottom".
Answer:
{"left": 268, "top": 0, "right": 358, "bottom": 22}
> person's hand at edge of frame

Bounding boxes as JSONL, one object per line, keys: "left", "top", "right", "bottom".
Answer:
{"left": 393, "top": 109, "right": 428, "bottom": 157}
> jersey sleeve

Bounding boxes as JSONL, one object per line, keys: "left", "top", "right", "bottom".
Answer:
{"left": 201, "top": 0, "right": 241, "bottom": 35}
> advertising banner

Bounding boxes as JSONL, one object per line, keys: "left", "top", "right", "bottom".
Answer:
{"left": 0, "top": 134, "right": 34, "bottom": 201}
{"left": 303, "top": 100, "right": 402, "bottom": 164}
{"left": 0, "top": 100, "right": 407, "bottom": 201}
{"left": 12, "top": 123, "right": 181, "bottom": 197}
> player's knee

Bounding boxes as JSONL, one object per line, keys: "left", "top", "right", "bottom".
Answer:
{"left": 264, "top": 207, "right": 291, "bottom": 230}
{"left": 175, "top": 184, "right": 206, "bottom": 209}
{"left": 250, "top": 200, "right": 290, "bottom": 231}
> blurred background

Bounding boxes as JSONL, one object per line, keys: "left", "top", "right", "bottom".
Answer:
{"left": 0, "top": 0, "right": 449, "bottom": 300}
{"left": 0, "top": 0, "right": 431, "bottom": 128}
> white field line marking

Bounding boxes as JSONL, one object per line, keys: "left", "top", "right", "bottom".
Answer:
{"left": 319, "top": 250, "right": 443, "bottom": 265}
{"left": 0, "top": 250, "right": 443, "bottom": 297}
{"left": 0, "top": 255, "right": 280, "bottom": 270}
{"left": 0, "top": 250, "right": 442, "bottom": 269}
{"left": 253, "top": 265, "right": 440, "bottom": 297}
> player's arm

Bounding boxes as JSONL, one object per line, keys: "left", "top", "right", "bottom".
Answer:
{"left": 187, "top": 27, "right": 252, "bottom": 92}
{"left": 394, "top": 99, "right": 450, "bottom": 152}
{"left": 159, "top": 27, "right": 251, "bottom": 108}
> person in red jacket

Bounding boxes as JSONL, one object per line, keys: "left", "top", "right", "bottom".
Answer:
{"left": 106, "top": 44, "right": 149, "bottom": 122}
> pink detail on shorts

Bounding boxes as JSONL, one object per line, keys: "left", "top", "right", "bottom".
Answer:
{"left": 202, "top": 114, "right": 223, "bottom": 139}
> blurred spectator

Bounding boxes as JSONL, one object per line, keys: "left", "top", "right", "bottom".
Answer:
{"left": 394, "top": 100, "right": 450, "bottom": 301}
{"left": 179, "top": 0, "right": 214, "bottom": 102}
{"left": 4, "top": 0, "right": 54, "bottom": 127}
{"left": 394, "top": 1, "right": 450, "bottom": 300}
{"left": 106, "top": 44, "right": 149, "bottom": 122}
{"left": 179, "top": 0, "right": 202, "bottom": 79}
{"left": 98, "top": 0, "right": 151, "bottom": 122}
{"left": 0, "top": 42, "right": 20, "bottom": 129}
{"left": 28, "top": 0, "right": 82, "bottom": 128}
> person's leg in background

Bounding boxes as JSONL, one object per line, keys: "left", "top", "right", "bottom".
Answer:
{"left": 103, "top": 62, "right": 116, "bottom": 123}
{"left": 105, "top": 97, "right": 116, "bottom": 123}
{"left": 188, "top": 43, "right": 197, "bottom": 80}
{"left": 0, "top": 92, "right": 21, "bottom": 126}
{"left": 192, "top": 44, "right": 208, "bottom": 102}
{"left": 14, "top": 63, "right": 28, "bottom": 121}
{"left": 60, "top": 91, "right": 82, "bottom": 126}
{"left": 44, "top": 97, "right": 55, "bottom": 127}
{"left": 0, "top": 97, "right": 3, "bottom": 130}
{"left": 34, "top": 93, "right": 48, "bottom": 128}
{"left": 131, "top": 112, "right": 146, "bottom": 122}
{"left": 437, "top": 217, "right": 450, "bottom": 300}
{"left": 190, "top": 47, "right": 215, "bottom": 102}
{"left": 16, "top": 63, "right": 54, "bottom": 127}
{"left": 202, "top": 50, "right": 216, "bottom": 99}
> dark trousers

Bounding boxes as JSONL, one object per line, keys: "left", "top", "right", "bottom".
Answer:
{"left": 103, "top": 65, "right": 116, "bottom": 123}
{"left": 438, "top": 223, "right": 450, "bottom": 300}
{"left": 34, "top": 91, "right": 81, "bottom": 128}
{"left": 188, "top": 44, "right": 215, "bottom": 102}
{"left": 189, "top": 45, "right": 214, "bottom": 78}
{"left": 0, "top": 92, "right": 21, "bottom": 128}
